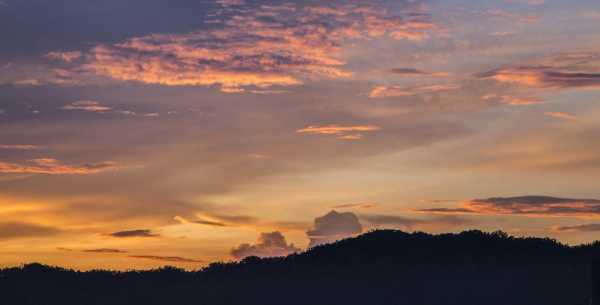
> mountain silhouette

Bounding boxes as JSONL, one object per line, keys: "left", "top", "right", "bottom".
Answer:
{"left": 1, "top": 230, "right": 599, "bottom": 305}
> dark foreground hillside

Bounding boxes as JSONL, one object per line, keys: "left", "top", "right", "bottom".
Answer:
{"left": 2, "top": 230, "right": 599, "bottom": 305}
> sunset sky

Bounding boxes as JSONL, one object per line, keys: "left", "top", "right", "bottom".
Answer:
{"left": 1, "top": 0, "right": 600, "bottom": 270}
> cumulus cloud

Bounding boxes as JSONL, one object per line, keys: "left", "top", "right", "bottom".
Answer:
{"left": 129, "top": 255, "right": 203, "bottom": 263}
{"left": 230, "top": 231, "right": 300, "bottom": 260}
{"left": 62, "top": 100, "right": 111, "bottom": 113}
{"left": 417, "top": 196, "right": 600, "bottom": 218}
{"left": 106, "top": 229, "right": 159, "bottom": 238}
{"left": 307, "top": 210, "right": 363, "bottom": 248}
{"left": 369, "top": 84, "right": 460, "bottom": 98}
{"left": 0, "top": 222, "right": 60, "bottom": 239}
{"left": 0, "top": 158, "right": 119, "bottom": 175}
{"left": 478, "top": 52, "right": 600, "bottom": 90}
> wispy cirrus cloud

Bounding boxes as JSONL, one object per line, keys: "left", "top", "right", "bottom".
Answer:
{"left": 482, "top": 94, "right": 544, "bottom": 106}
{"left": 479, "top": 52, "right": 600, "bottom": 90}
{"left": 0, "top": 144, "right": 40, "bottom": 150}
{"left": 388, "top": 68, "right": 449, "bottom": 77}
{"left": 129, "top": 255, "right": 203, "bottom": 263}
{"left": 332, "top": 202, "right": 378, "bottom": 209}
{"left": 0, "top": 222, "right": 61, "bottom": 240}
{"left": 418, "top": 196, "right": 600, "bottom": 218}
{"left": 553, "top": 223, "right": 600, "bottom": 232}
{"left": 369, "top": 84, "right": 460, "bottom": 98}
{"left": 297, "top": 124, "right": 381, "bottom": 140}
{"left": 62, "top": 100, "right": 111, "bottom": 113}
{"left": 106, "top": 229, "right": 159, "bottom": 238}
{"left": 82, "top": 248, "right": 127, "bottom": 254}
{"left": 0, "top": 158, "right": 119, "bottom": 175}
{"left": 545, "top": 112, "right": 577, "bottom": 121}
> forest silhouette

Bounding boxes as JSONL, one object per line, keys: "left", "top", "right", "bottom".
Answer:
{"left": 2, "top": 229, "right": 599, "bottom": 305}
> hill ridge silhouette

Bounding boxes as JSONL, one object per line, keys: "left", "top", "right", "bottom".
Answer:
{"left": 2, "top": 229, "right": 598, "bottom": 305}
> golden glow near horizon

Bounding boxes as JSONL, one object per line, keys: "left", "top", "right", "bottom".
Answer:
{"left": 1, "top": 0, "right": 600, "bottom": 270}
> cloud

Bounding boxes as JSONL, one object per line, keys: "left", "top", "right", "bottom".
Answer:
{"left": 332, "top": 202, "right": 378, "bottom": 209}
{"left": 485, "top": 9, "right": 539, "bottom": 23}
{"left": 478, "top": 52, "right": 600, "bottom": 90}
{"left": 62, "top": 1, "right": 440, "bottom": 92}
{"left": 106, "top": 229, "right": 159, "bottom": 238}
{"left": 297, "top": 124, "right": 381, "bottom": 140}
{"left": 482, "top": 94, "right": 544, "bottom": 106}
{"left": 129, "top": 255, "right": 203, "bottom": 263}
{"left": 0, "top": 144, "right": 40, "bottom": 150}
{"left": 360, "top": 214, "right": 470, "bottom": 230}
{"left": 230, "top": 231, "right": 300, "bottom": 260}
{"left": 553, "top": 224, "right": 600, "bottom": 232}
{"left": 45, "top": 51, "right": 82, "bottom": 63}
{"left": 417, "top": 196, "right": 600, "bottom": 218}
{"left": 389, "top": 68, "right": 448, "bottom": 77}
{"left": 82, "top": 248, "right": 127, "bottom": 254}
{"left": 369, "top": 84, "right": 460, "bottom": 98}
{"left": 62, "top": 100, "right": 111, "bottom": 113}
{"left": 545, "top": 112, "right": 577, "bottom": 121}
{"left": 307, "top": 210, "right": 363, "bottom": 248}
{"left": 0, "top": 222, "right": 60, "bottom": 239}
{"left": 0, "top": 158, "right": 119, "bottom": 175}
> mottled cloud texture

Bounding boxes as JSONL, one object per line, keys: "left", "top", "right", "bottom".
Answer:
{"left": 49, "top": 0, "right": 439, "bottom": 92}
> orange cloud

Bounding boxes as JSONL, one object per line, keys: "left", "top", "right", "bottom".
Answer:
{"left": 76, "top": 1, "right": 440, "bottom": 92}
{"left": 479, "top": 52, "right": 600, "bottom": 90}
{"left": 332, "top": 202, "right": 378, "bottom": 209}
{"left": 0, "top": 158, "right": 119, "bottom": 175}
{"left": 545, "top": 112, "right": 577, "bottom": 121}
{"left": 62, "top": 100, "right": 111, "bottom": 112}
{"left": 369, "top": 84, "right": 460, "bottom": 98}
{"left": 297, "top": 124, "right": 381, "bottom": 140}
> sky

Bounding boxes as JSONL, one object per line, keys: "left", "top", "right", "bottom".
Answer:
{"left": 0, "top": 0, "right": 600, "bottom": 270}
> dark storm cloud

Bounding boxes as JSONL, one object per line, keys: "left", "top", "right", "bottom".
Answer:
{"left": 418, "top": 196, "right": 600, "bottom": 218}
{"left": 0, "top": 222, "right": 60, "bottom": 239}
{"left": 106, "top": 229, "right": 159, "bottom": 238}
